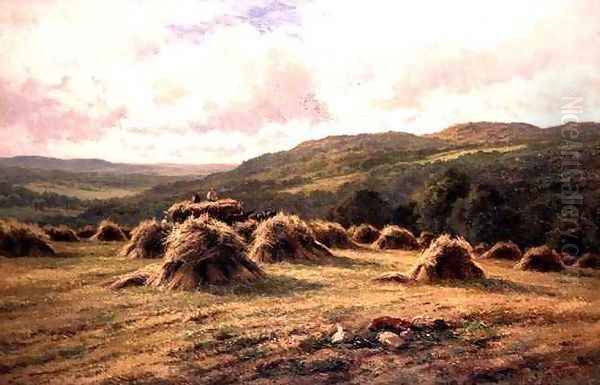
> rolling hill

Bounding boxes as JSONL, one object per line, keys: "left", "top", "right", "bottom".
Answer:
{"left": 70, "top": 121, "right": 599, "bottom": 251}
{"left": 0, "top": 156, "right": 236, "bottom": 176}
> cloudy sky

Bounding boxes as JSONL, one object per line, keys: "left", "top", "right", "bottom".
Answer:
{"left": 1, "top": 0, "right": 599, "bottom": 164}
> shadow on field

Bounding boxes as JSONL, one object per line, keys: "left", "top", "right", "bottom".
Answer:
{"left": 290, "top": 253, "right": 381, "bottom": 269}
{"left": 203, "top": 274, "right": 326, "bottom": 298}
{"left": 436, "top": 277, "right": 559, "bottom": 297}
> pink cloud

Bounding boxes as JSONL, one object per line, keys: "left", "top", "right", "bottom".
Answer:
{"left": 199, "top": 55, "right": 329, "bottom": 133}
{"left": 0, "top": 78, "right": 126, "bottom": 154}
{"left": 384, "top": 2, "right": 600, "bottom": 112}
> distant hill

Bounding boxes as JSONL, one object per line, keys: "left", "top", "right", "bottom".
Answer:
{"left": 0, "top": 156, "right": 236, "bottom": 176}
{"left": 426, "top": 121, "right": 599, "bottom": 145}
{"left": 71, "top": 122, "right": 599, "bottom": 229}
{"left": 426, "top": 122, "right": 543, "bottom": 144}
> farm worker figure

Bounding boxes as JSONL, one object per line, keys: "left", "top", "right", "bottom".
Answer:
{"left": 192, "top": 193, "right": 202, "bottom": 203}
{"left": 206, "top": 187, "right": 218, "bottom": 202}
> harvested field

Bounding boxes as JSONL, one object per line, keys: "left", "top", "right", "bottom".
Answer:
{"left": 1, "top": 241, "right": 599, "bottom": 384}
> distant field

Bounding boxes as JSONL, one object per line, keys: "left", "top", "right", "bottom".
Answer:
{"left": 419, "top": 144, "right": 527, "bottom": 164}
{"left": 283, "top": 172, "right": 367, "bottom": 194}
{"left": 1, "top": 242, "right": 599, "bottom": 384}
{"left": 22, "top": 182, "right": 148, "bottom": 200}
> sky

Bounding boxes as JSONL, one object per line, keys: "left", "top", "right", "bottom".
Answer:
{"left": 0, "top": 0, "right": 599, "bottom": 164}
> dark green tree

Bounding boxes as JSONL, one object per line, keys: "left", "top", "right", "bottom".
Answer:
{"left": 418, "top": 168, "right": 470, "bottom": 234}
{"left": 330, "top": 190, "right": 391, "bottom": 228}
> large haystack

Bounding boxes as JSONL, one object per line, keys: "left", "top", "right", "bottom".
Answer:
{"left": 44, "top": 225, "right": 79, "bottom": 242}
{"left": 91, "top": 220, "right": 127, "bottom": 242}
{"left": 119, "top": 220, "right": 171, "bottom": 259}
{"left": 146, "top": 217, "right": 264, "bottom": 290}
{"left": 480, "top": 241, "right": 522, "bottom": 260}
{"left": 409, "top": 234, "right": 485, "bottom": 282}
{"left": 574, "top": 253, "right": 600, "bottom": 269}
{"left": 309, "top": 220, "right": 357, "bottom": 249}
{"left": 515, "top": 246, "right": 564, "bottom": 272}
{"left": 372, "top": 225, "right": 419, "bottom": 250}
{"left": 249, "top": 213, "right": 333, "bottom": 263}
{"left": 0, "top": 219, "right": 55, "bottom": 257}
{"left": 350, "top": 224, "right": 380, "bottom": 244}
{"left": 417, "top": 231, "right": 435, "bottom": 249}
{"left": 76, "top": 225, "right": 96, "bottom": 239}
{"left": 166, "top": 199, "right": 243, "bottom": 224}
{"left": 233, "top": 219, "right": 258, "bottom": 243}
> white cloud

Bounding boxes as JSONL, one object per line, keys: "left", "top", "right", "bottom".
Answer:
{"left": 1, "top": 0, "right": 599, "bottom": 163}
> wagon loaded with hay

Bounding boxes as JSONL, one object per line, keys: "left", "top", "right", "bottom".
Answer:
{"left": 166, "top": 199, "right": 245, "bottom": 224}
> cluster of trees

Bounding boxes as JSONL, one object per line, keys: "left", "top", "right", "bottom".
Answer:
{"left": 0, "top": 183, "right": 82, "bottom": 211}
{"left": 330, "top": 167, "right": 600, "bottom": 256}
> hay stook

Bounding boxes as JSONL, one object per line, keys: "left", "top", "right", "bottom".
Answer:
{"left": 233, "top": 219, "right": 258, "bottom": 243}
{"left": 0, "top": 219, "right": 55, "bottom": 257}
{"left": 44, "top": 225, "right": 79, "bottom": 242}
{"left": 146, "top": 216, "right": 264, "bottom": 290}
{"left": 409, "top": 234, "right": 485, "bottom": 282}
{"left": 480, "top": 241, "right": 522, "bottom": 260}
{"left": 350, "top": 224, "right": 380, "bottom": 244}
{"left": 249, "top": 213, "right": 333, "bottom": 263}
{"left": 372, "top": 225, "right": 419, "bottom": 250}
{"left": 92, "top": 220, "right": 127, "bottom": 242}
{"left": 515, "top": 245, "right": 564, "bottom": 272}
{"left": 309, "top": 220, "right": 357, "bottom": 249}
{"left": 120, "top": 219, "right": 171, "bottom": 259}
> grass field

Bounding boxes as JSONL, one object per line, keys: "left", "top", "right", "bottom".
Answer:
{"left": 1, "top": 242, "right": 599, "bottom": 385}
{"left": 23, "top": 182, "right": 149, "bottom": 200}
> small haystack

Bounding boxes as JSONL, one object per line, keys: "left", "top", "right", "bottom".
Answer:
{"left": 146, "top": 217, "right": 264, "bottom": 290}
{"left": 249, "top": 213, "right": 333, "bottom": 263}
{"left": 119, "top": 219, "right": 171, "bottom": 259}
{"left": 372, "top": 225, "right": 419, "bottom": 250}
{"left": 350, "top": 224, "right": 380, "bottom": 244}
{"left": 515, "top": 246, "right": 564, "bottom": 272}
{"left": 0, "top": 219, "right": 55, "bottom": 257}
{"left": 417, "top": 231, "right": 435, "bottom": 249}
{"left": 166, "top": 199, "right": 243, "bottom": 224}
{"left": 91, "top": 220, "right": 127, "bottom": 242}
{"left": 309, "top": 220, "right": 357, "bottom": 249}
{"left": 76, "top": 225, "right": 96, "bottom": 239}
{"left": 480, "top": 241, "right": 522, "bottom": 260}
{"left": 409, "top": 234, "right": 485, "bottom": 282}
{"left": 574, "top": 253, "right": 600, "bottom": 269}
{"left": 44, "top": 225, "right": 79, "bottom": 242}
{"left": 233, "top": 219, "right": 258, "bottom": 243}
